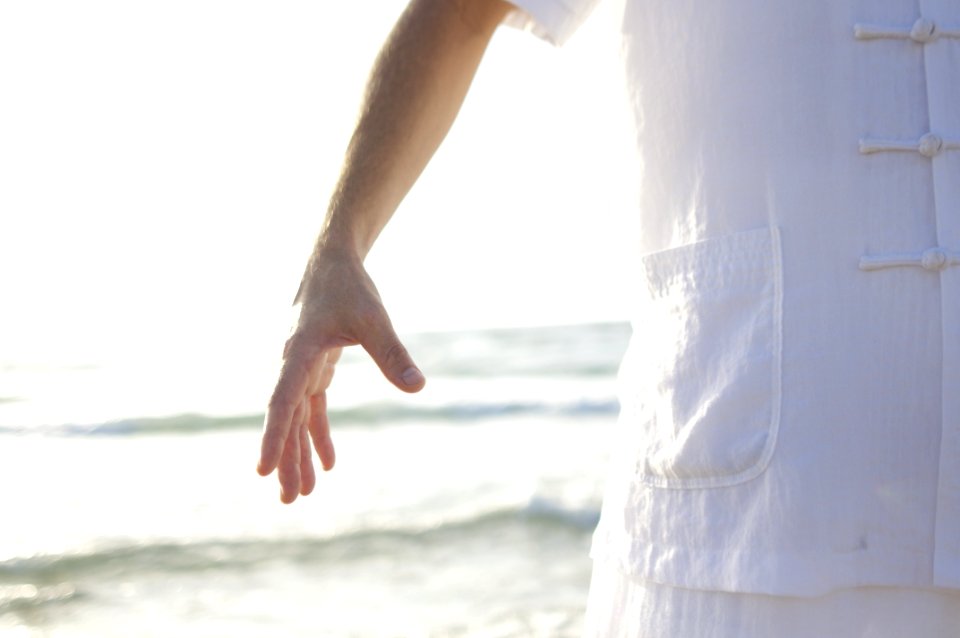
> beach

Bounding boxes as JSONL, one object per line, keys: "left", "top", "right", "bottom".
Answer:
{"left": 0, "top": 322, "right": 628, "bottom": 637}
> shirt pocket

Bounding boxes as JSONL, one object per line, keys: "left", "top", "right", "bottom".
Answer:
{"left": 624, "top": 226, "right": 783, "bottom": 489}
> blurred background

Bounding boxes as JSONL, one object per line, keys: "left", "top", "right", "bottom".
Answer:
{"left": 0, "top": 1, "right": 637, "bottom": 636}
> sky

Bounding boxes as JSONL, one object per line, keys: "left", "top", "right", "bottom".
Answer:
{"left": 0, "top": 1, "right": 639, "bottom": 375}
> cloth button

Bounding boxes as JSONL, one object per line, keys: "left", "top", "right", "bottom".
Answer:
{"left": 922, "top": 247, "right": 949, "bottom": 271}
{"left": 918, "top": 133, "right": 944, "bottom": 158}
{"left": 910, "top": 17, "right": 938, "bottom": 43}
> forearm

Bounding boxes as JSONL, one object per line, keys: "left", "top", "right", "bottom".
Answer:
{"left": 262, "top": 0, "right": 512, "bottom": 499}
{"left": 307, "top": 0, "right": 511, "bottom": 274}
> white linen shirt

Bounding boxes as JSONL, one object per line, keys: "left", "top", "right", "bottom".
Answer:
{"left": 508, "top": 0, "right": 960, "bottom": 596}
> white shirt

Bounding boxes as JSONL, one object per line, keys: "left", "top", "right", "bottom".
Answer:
{"left": 508, "top": 0, "right": 960, "bottom": 596}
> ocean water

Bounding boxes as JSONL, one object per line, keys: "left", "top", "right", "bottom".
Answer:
{"left": 0, "top": 322, "right": 630, "bottom": 637}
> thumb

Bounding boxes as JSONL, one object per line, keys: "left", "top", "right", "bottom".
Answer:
{"left": 361, "top": 319, "right": 425, "bottom": 393}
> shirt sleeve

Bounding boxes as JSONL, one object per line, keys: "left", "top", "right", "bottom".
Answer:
{"left": 504, "top": 0, "right": 601, "bottom": 46}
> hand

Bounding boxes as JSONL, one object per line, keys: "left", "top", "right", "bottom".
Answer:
{"left": 257, "top": 249, "right": 426, "bottom": 503}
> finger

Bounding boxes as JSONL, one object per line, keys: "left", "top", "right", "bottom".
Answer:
{"left": 259, "top": 347, "right": 314, "bottom": 476}
{"left": 299, "top": 407, "right": 316, "bottom": 496}
{"left": 314, "top": 348, "right": 342, "bottom": 396}
{"left": 308, "top": 392, "right": 336, "bottom": 471}
{"left": 277, "top": 400, "right": 305, "bottom": 503}
{"left": 327, "top": 347, "right": 343, "bottom": 365}
{"left": 361, "top": 321, "right": 425, "bottom": 393}
{"left": 306, "top": 350, "right": 338, "bottom": 396}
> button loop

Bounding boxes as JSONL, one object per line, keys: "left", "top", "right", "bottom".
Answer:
{"left": 854, "top": 17, "right": 960, "bottom": 42}
{"left": 859, "top": 247, "right": 960, "bottom": 272}
{"left": 859, "top": 133, "right": 958, "bottom": 157}
{"left": 854, "top": 18, "right": 960, "bottom": 274}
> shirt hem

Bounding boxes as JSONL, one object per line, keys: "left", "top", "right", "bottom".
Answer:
{"left": 590, "top": 524, "right": 948, "bottom": 598}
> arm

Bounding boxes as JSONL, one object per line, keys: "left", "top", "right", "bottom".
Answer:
{"left": 258, "top": 0, "right": 513, "bottom": 503}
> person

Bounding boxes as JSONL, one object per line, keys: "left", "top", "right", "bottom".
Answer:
{"left": 258, "top": 0, "right": 960, "bottom": 635}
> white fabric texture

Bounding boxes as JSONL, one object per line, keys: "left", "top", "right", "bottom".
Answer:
{"left": 504, "top": 0, "right": 600, "bottom": 45}
{"left": 582, "top": 561, "right": 960, "bottom": 638}
{"left": 507, "top": 0, "right": 960, "bottom": 597}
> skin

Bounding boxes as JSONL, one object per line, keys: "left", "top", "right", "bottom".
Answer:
{"left": 257, "top": 0, "right": 514, "bottom": 503}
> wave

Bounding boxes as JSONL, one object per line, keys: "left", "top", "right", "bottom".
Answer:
{"left": 0, "top": 500, "right": 600, "bottom": 584}
{"left": 331, "top": 398, "right": 618, "bottom": 425}
{"left": 0, "top": 413, "right": 264, "bottom": 437}
{"left": 407, "top": 321, "right": 630, "bottom": 378}
{"left": 0, "top": 582, "right": 78, "bottom": 614}
{"left": 0, "top": 398, "right": 619, "bottom": 437}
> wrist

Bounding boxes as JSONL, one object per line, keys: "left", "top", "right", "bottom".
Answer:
{"left": 320, "top": 208, "right": 380, "bottom": 261}
{"left": 294, "top": 230, "right": 366, "bottom": 305}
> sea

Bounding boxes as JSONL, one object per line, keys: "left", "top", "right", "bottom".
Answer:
{"left": 0, "top": 322, "right": 631, "bottom": 638}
